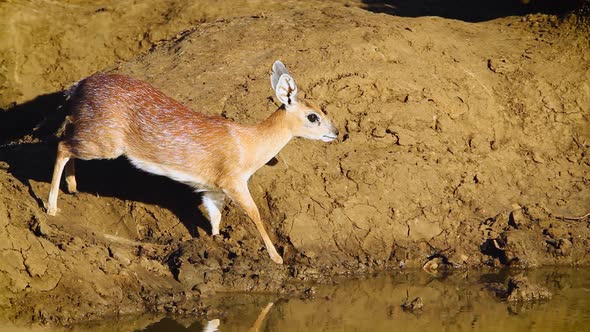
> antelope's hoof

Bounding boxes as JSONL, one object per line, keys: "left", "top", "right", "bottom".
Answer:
{"left": 271, "top": 254, "right": 284, "bottom": 265}
{"left": 46, "top": 206, "right": 58, "bottom": 216}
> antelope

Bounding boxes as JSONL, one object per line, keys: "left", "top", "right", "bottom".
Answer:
{"left": 45, "top": 61, "right": 339, "bottom": 264}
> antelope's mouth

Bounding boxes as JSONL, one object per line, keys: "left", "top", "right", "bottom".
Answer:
{"left": 321, "top": 134, "right": 338, "bottom": 142}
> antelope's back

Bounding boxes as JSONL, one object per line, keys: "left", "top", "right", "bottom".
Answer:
{"left": 64, "top": 74, "right": 239, "bottom": 181}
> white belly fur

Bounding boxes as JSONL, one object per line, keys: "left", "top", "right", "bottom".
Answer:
{"left": 127, "top": 157, "right": 211, "bottom": 192}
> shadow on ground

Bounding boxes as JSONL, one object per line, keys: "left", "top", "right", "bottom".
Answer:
{"left": 361, "top": 0, "right": 587, "bottom": 22}
{"left": 0, "top": 91, "right": 68, "bottom": 145}
{"left": 0, "top": 94, "right": 211, "bottom": 238}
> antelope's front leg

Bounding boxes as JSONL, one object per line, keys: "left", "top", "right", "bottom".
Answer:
{"left": 224, "top": 182, "right": 283, "bottom": 264}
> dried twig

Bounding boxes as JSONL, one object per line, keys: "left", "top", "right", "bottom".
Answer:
{"left": 555, "top": 212, "right": 590, "bottom": 221}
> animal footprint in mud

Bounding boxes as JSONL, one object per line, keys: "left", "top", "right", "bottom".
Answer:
{"left": 44, "top": 61, "right": 339, "bottom": 264}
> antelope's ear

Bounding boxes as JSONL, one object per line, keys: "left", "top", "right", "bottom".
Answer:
{"left": 275, "top": 73, "right": 298, "bottom": 108}
{"left": 270, "top": 60, "right": 290, "bottom": 91}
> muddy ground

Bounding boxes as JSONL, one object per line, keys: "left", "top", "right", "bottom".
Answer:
{"left": 1, "top": 0, "right": 589, "bottom": 326}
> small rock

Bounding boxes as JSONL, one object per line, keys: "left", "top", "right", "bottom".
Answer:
{"left": 423, "top": 255, "right": 459, "bottom": 274}
{"left": 346, "top": 120, "right": 358, "bottom": 131}
{"left": 509, "top": 208, "right": 526, "bottom": 228}
{"left": 371, "top": 127, "right": 387, "bottom": 138}
{"left": 176, "top": 261, "right": 204, "bottom": 289}
{"left": 487, "top": 58, "right": 511, "bottom": 74}
{"left": 532, "top": 152, "right": 545, "bottom": 163}
{"left": 422, "top": 257, "right": 441, "bottom": 273}
{"left": 108, "top": 244, "right": 133, "bottom": 266}
{"left": 448, "top": 251, "right": 469, "bottom": 266}
{"left": 304, "top": 286, "right": 316, "bottom": 295}
{"left": 547, "top": 238, "right": 573, "bottom": 256}
{"left": 30, "top": 217, "right": 52, "bottom": 237}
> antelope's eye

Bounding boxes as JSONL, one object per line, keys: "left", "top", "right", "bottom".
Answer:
{"left": 307, "top": 113, "right": 319, "bottom": 123}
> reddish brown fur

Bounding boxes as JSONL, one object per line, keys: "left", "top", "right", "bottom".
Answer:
{"left": 66, "top": 75, "right": 240, "bottom": 187}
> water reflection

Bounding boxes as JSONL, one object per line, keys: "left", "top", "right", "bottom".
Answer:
{"left": 248, "top": 302, "right": 274, "bottom": 332}
{"left": 2, "top": 268, "right": 590, "bottom": 331}
{"left": 174, "top": 268, "right": 590, "bottom": 332}
{"left": 202, "top": 319, "right": 220, "bottom": 332}
{"left": 138, "top": 301, "right": 274, "bottom": 332}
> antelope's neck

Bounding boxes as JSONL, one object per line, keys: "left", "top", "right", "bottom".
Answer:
{"left": 244, "top": 109, "right": 293, "bottom": 174}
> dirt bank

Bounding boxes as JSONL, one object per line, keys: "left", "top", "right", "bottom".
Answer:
{"left": 0, "top": 0, "right": 334, "bottom": 110}
{"left": 1, "top": 1, "right": 589, "bottom": 326}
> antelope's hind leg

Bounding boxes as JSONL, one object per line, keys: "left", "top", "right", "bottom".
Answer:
{"left": 202, "top": 191, "right": 226, "bottom": 235}
{"left": 46, "top": 141, "right": 72, "bottom": 215}
{"left": 65, "top": 159, "right": 77, "bottom": 194}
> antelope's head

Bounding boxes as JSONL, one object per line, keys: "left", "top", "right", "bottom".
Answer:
{"left": 270, "top": 61, "right": 339, "bottom": 142}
